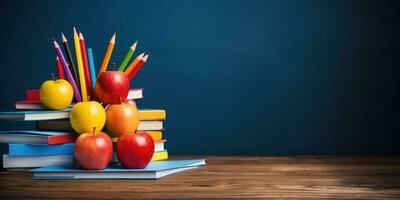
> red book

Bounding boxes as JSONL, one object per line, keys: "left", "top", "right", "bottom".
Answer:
{"left": 48, "top": 134, "right": 78, "bottom": 145}
{"left": 26, "top": 90, "right": 40, "bottom": 100}
{"left": 79, "top": 33, "right": 93, "bottom": 98}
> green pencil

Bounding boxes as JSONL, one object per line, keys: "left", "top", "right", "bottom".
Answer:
{"left": 118, "top": 41, "right": 137, "bottom": 71}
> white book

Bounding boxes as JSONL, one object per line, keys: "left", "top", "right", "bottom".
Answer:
{"left": 2, "top": 154, "right": 73, "bottom": 168}
{"left": 138, "top": 121, "right": 163, "bottom": 131}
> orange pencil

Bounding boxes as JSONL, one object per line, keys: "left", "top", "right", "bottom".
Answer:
{"left": 79, "top": 32, "right": 93, "bottom": 98}
{"left": 98, "top": 32, "right": 116, "bottom": 76}
{"left": 127, "top": 54, "right": 149, "bottom": 80}
{"left": 124, "top": 53, "right": 144, "bottom": 76}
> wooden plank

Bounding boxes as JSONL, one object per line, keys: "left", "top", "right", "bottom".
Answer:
{"left": 1, "top": 156, "right": 400, "bottom": 199}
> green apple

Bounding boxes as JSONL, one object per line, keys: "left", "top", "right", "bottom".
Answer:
{"left": 40, "top": 78, "right": 73, "bottom": 110}
{"left": 70, "top": 101, "right": 106, "bottom": 134}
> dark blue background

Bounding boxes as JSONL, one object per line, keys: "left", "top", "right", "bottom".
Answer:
{"left": 0, "top": 0, "right": 399, "bottom": 155}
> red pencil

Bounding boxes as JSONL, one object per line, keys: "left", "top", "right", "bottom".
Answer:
{"left": 127, "top": 54, "right": 149, "bottom": 80}
{"left": 79, "top": 32, "right": 93, "bottom": 98}
{"left": 56, "top": 56, "right": 65, "bottom": 79}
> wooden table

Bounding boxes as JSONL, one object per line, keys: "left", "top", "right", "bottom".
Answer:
{"left": 1, "top": 156, "right": 400, "bottom": 199}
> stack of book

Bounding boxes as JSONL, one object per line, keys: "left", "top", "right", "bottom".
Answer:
{"left": 1, "top": 88, "right": 169, "bottom": 170}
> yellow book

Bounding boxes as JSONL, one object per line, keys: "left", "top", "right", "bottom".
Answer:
{"left": 139, "top": 109, "right": 166, "bottom": 121}
{"left": 145, "top": 131, "right": 163, "bottom": 140}
{"left": 151, "top": 151, "right": 168, "bottom": 161}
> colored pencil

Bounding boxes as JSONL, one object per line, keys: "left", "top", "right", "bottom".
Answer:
{"left": 53, "top": 40, "right": 82, "bottom": 102}
{"left": 73, "top": 27, "right": 88, "bottom": 101}
{"left": 61, "top": 33, "right": 80, "bottom": 90}
{"left": 79, "top": 32, "right": 93, "bottom": 98}
{"left": 56, "top": 56, "right": 64, "bottom": 79}
{"left": 118, "top": 40, "right": 137, "bottom": 71}
{"left": 127, "top": 54, "right": 149, "bottom": 80}
{"left": 87, "top": 48, "right": 96, "bottom": 90}
{"left": 124, "top": 53, "right": 144, "bottom": 76}
{"left": 98, "top": 32, "right": 116, "bottom": 75}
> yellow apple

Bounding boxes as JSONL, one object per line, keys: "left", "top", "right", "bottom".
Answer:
{"left": 69, "top": 101, "right": 106, "bottom": 134}
{"left": 40, "top": 79, "right": 73, "bottom": 110}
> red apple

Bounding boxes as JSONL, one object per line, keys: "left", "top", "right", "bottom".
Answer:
{"left": 106, "top": 102, "right": 140, "bottom": 138}
{"left": 74, "top": 129, "right": 113, "bottom": 170}
{"left": 117, "top": 132, "right": 154, "bottom": 169}
{"left": 94, "top": 71, "right": 129, "bottom": 104}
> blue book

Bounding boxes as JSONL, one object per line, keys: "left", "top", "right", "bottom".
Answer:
{"left": 0, "top": 143, "right": 74, "bottom": 156}
{"left": 0, "top": 109, "right": 71, "bottom": 121}
{"left": 31, "top": 159, "right": 206, "bottom": 179}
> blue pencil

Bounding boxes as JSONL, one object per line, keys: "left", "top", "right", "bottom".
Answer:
{"left": 87, "top": 48, "right": 96, "bottom": 89}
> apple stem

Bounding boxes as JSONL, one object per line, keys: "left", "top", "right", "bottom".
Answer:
{"left": 51, "top": 73, "right": 55, "bottom": 80}
{"left": 112, "top": 62, "right": 116, "bottom": 70}
{"left": 93, "top": 126, "right": 96, "bottom": 135}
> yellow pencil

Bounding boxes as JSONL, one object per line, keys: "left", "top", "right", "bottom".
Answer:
{"left": 99, "top": 32, "right": 116, "bottom": 75}
{"left": 73, "top": 27, "right": 88, "bottom": 101}
{"left": 124, "top": 53, "right": 144, "bottom": 76}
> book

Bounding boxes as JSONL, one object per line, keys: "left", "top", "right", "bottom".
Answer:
{"left": 146, "top": 131, "right": 163, "bottom": 140}
{"left": 0, "top": 109, "right": 71, "bottom": 121}
{"left": 138, "top": 121, "right": 163, "bottom": 131}
{"left": 37, "top": 120, "right": 163, "bottom": 131}
{"left": 0, "top": 131, "right": 77, "bottom": 144}
{"left": 31, "top": 159, "right": 206, "bottom": 179}
{"left": 26, "top": 89, "right": 40, "bottom": 100}
{"left": 137, "top": 109, "right": 166, "bottom": 120}
{"left": 2, "top": 154, "right": 73, "bottom": 168}
{"left": 152, "top": 150, "right": 168, "bottom": 161}
{"left": 15, "top": 88, "right": 144, "bottom": 110}
{"left": 0, "top": 143, "right": 74, "bottom": 156}
{"left": 15, "top": 100, "right": 73, "bottom": 110}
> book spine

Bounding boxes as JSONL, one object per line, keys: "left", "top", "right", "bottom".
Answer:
{"left": 8, "top": 143, "right": 74, "bottom": 156}
{"left": 48, "top": 135, "right": 78, "bottom": 145}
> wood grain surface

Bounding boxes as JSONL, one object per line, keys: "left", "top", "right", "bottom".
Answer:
{"left": 1, "top": 156, "right": 400, "bottom": 199}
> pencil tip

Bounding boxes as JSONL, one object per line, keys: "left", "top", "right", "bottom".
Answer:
{"left": 131, "top": 40, "right": 138, "bottom": 49}
{"left": 142, "top": 54, "right": 149, "bottom": 62}
{"left": 73, "top": 27, "right": 78, "bottom": 35}
{"left": 110, "top": 33, "right": 116, "bottom": 44}
{"left": 79, "top": 32, "right": 84, "bottom": 39}
{"left": 61, "top": 33, "right": 67, "bottom": 42}
{"left": 53, "top": 40, "right": 59, "bottom": 48}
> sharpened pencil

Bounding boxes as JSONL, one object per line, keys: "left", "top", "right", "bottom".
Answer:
{"left": 87, "top": 48, "right": 96, "bottom": 90}
{"left": 127, "top": 53, "right": 149, "bottom": 80}
{"left": 73, "top": 27, "right": 88, "bottom": 101}
{"left": 118, "top": 40, "right": 137, "bottom": 71}
{"left": 124, "top": 53, "right": 144, "bottom": 76}
{"left": 53, "top": 40, "right": 82, "bottom": 102}
{"left": 79, "top": 32, "right": 93, "bottom": 98}
{"left": 61, "top": 33, "right": 80, "bottom": 90}
{"left": 98, "top": 32, "right": 116, "bottom": 75}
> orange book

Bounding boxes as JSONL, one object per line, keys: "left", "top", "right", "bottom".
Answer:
{"left": 145, "top": 131, "right": 162, "bottom": 140}
{"left": 138, "top": 109, "right": 166, "bottom": 121}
